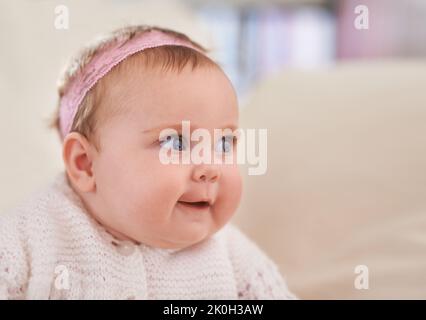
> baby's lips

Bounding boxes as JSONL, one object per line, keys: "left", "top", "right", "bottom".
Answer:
{"left": 177, "top": 197, "right": 214, "bottom": 206}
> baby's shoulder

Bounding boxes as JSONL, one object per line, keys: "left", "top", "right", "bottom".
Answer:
{"left": 0, "top": 193, "right": 41, "bottom": 297}
{"left": 0, "top": 174, "right": 68, "bottom": 248}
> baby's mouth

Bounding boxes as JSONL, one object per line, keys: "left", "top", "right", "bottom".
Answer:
{"left": 177, "top": 200, "right": 211, "bottom": 209}
{"left": 177, "top": 201, "right": 210, "bottom": 213}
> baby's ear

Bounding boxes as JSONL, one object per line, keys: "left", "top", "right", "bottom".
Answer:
{"left": 62, "top": 132, "right": 96, "bottom": 193}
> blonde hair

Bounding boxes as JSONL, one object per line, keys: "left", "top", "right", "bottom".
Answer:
{"left": 49, "top": 25, "right": 217, "bottom": 150}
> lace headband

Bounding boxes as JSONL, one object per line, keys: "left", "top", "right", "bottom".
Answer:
{"left": 59, "top": 29, "right": 204, "bottom": 139}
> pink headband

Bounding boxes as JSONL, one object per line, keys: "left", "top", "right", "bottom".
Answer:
{"left": 59, "top": 29, "right": 204, "bottom": 139}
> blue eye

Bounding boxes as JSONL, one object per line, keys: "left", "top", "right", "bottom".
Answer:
{"left": 216, "top": 135, "right": 235, "bottom": 153}
{"left": 160, "top": 134, "right": 187, "bottom": 151}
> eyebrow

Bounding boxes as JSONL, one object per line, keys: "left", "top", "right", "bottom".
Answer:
{"left": 141, "top": 123, "right": 239, "bottom": 134}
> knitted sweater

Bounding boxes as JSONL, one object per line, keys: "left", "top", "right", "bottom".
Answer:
{"left": 0, "top": 172, "right": 296, "bottom": 300}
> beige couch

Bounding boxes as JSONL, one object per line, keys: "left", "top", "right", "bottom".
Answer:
{"left": 233, "top": 60, "right": 426, "bottom": 299}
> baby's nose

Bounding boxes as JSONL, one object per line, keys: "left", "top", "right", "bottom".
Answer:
{"left": 192, "top": 164, "right": 221, "bottom": 183}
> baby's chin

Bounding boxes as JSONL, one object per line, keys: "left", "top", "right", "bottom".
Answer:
{"left": 111, "top": 208, "right": 221, "bottom": 250}
{"left": 145, "top": 225, "right": 216, "bottom": 250}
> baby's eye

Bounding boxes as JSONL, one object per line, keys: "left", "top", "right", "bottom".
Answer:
{"left": 159, "top": 134, "right": 187, "bottom": 151}
{"left": 216, "top": 135, "right": 236, "bottom": 154}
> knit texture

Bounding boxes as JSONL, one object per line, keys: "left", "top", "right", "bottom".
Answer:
{"left": 0, "top": 172, "right": 296, "bottom": 300}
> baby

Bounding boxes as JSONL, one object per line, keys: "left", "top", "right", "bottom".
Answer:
{"left": 0, "top": 25, "right": 296, "bottom": 300}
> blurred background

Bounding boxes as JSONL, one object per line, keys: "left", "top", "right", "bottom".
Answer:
{"left": 1, "top": 0, "right": 426, "bottom": 299}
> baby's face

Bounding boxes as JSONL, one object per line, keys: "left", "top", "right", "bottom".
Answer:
{"left": 86, "top": 64, "right": 241, "bottom": 249}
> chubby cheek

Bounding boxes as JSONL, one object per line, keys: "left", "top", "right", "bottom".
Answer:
{"left": 126, "top": 165, "right": 188, "bottom": 224}
{"left": 213, "top": 165, "right": 242, "bottom": 227}
{"left": 135, "top": 167, "right": 186, "bottom": 222}
{"left": 94, "top": 149, "right": 186, "bottom": 226}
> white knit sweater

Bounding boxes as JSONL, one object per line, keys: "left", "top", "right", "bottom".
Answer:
{"left": 0, "top": 172, "right": 296, "bottom": 300}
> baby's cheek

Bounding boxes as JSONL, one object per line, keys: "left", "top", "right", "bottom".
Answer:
{"left": 216, "top": 167, "right": 242, "bottom": 221}
{"left": 225, "top": 164, "right": 242, "bottom": 192}
{"left": 132, "top": 165, "right": 188, "bottom": 218}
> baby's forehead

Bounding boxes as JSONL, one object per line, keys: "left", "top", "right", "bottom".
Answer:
{"left": 95, "top": 65, "right": 238, "bottom": 134}
{"left": 90, "top": 48, "right": 237, "bottom": 130}
{"left": 100, "top": 65, "right": 204, "bottom": 107}
{"left": 103, "top": 61, "right": 232, "bottom": 106}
